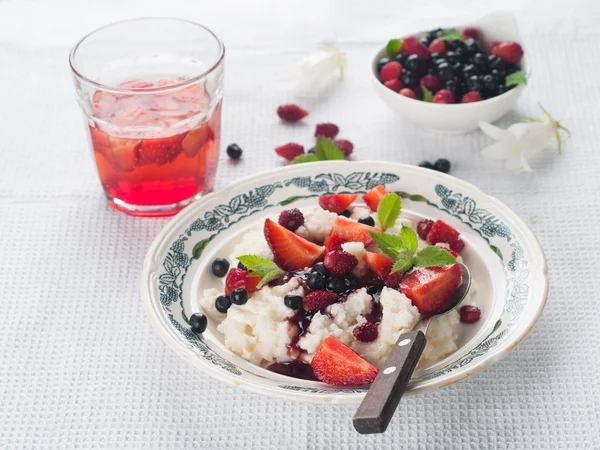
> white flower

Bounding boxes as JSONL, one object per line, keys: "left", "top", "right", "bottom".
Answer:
{"left": 479, "top": 104, "right": 570, "bottom": 174}
{"left": 292, "top": 45, "right": 345, "bottom": 98}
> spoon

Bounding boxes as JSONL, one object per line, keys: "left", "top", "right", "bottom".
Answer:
{"left": 353, "top": 263, "right": 472, "bottom": 434}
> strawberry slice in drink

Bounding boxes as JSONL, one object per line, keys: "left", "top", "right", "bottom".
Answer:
{"left": 182, "top": 122, "right": 214, "bottom": 158}
{"left": 136, "top": 134, "right": 185, "bottom": 167}
{"left": 400, "top": 264, "right": 462, "bottom": 315}
{"left": 264, "top": 218, "right": 325, "bottom": 271}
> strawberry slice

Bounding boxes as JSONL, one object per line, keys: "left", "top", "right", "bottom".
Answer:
{"left": 323, "top": 234, "right": 348, "bottom": 252}
{"left": 311, "top": 336, "right": 379, "bottom": 385}
{"left": 331, "top": 216, "right": 379, "bottom": 247}
{"left": 400, "top": 265, "right": 462, "bottom": 315}
{"left": 109, "top": 137, "right": 141, "bottom": 172}
{"left": 426, "top": 220, "right": 460, "bottom": 246}
{"left": 225, "top": 268, "right": 262, "bottom": 296}
{"left": 136, "top": 134, "right": 184, "bottom": 167}
{"left": 181, "top": 123, "right": 213, "bottom": 158}
{"left": 363, "top": 185, "right": 389, "bottom": 211}
{"left": 440, "top": 247, "right": 459, "bottom": 258}
{"left": 318, "top": 194, "right": 358, "bottom": 214}
{"left": 264, "top": 218, "right": 325, "bottom": 270}
{"left": 364, "top": 251, "right": 394, "bottom": 278}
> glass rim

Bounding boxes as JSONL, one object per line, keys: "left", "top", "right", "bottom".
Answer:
{"left": 69, "top": 17, "right": 225, "bottom": 94}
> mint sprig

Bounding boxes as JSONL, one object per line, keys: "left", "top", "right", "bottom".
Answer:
{"left": 236, "top": 255, "right": 285, "bottom": 288}
{"left": 422, "top": 86, "right": 434, "bottom": 102}
{"left": 505, "top": 70, "right": 527, "bottom": 87}
{"left": 370, "top": 226, "right": 457, "bottom": 273}
{"left": 377, "top": 193, "right": 402, "bottom": 231}
{"left": 291, "top": 137, "right": 344, "bottom": 164}
{"left": 385, "top": 39, "right": 402, "bottom": 59}
{"left": 437, "top": 28, "right": 463, "bottom": 41}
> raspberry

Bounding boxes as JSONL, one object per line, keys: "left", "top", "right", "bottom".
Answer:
{"left": 353, "top": 322, "right": 379, "bottom": 343}
{"left": 378, "top": 61, "right": 403, "bottom": 82}
{"left": 383, "top": 270, "right": 405, "bottom": 288}
{"left": 276, "top": 104, "right": 308, "bottom": 122}
{"left": 275, "top": 143, "right": 304, "bottom": 161}
{"left": 402, "top": 36, "right": 429, "bottom": 59}
{"left": 426, "top": 220, "right": 460, "bottom": 245}
{"left": 428, "top": 39, "right": 445, "bottom": 54}
{"left": 487, "top": 41, "right": 501, "bottom": 55}
{"left": 225, "top": 268, "right": 261, "bottom": 296}
{"left": 450, "top": 238, "right": 465, "bottom": 253}
{"left": 461, "top": 91, "right": 483, "bottom": 103}
{"left": 335, "top": 139, "right": 354, "bottom": 156}
{"left": 324, "top": 250, "right": 358, "bottom": 276}
{"left": 433, "top": 89, "right": 455, "bottom": 104}
{"left": 460, "top": 305, "right": 481, "bottom": 323}
{"left": 315, "top": 123, "right": 340, "bottom": 139}
{"left": 462, "top": 27, "right": 478, "bottom": 39}
{"left": 416, "top": 219, "right": 434, "bottom": 240}
{"left": 399, "top": 88, "right": 417, "bottom": 99}
{"left": 420, "top": 74, "right": 441, "bottom": 92}
{"left": 303, "top": 290, "right": 339, "bottom": 312}
{"left": 383, "top": 78, "right": 403, "bottom": 92}
{"left": 278, "top": 208, "right": 305, "bottom": 231}
{"left": 492, "top": 41, "right": 524, "bottom": 64}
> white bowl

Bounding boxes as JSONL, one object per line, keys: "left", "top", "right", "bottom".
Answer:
{"left": 371, "top": 11, "right": 528, "bottom": 134}
{"left": 141, "top": 160, "right": 548, "bottom": 404}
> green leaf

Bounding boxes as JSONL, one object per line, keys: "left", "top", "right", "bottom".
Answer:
{"left": 437, "top": 28, "right": 463, "bottom": 41}
{"left": 422, "top": 86, "right": 434, "bottom": 102}
{"left": 279, "top": 195, "right": 307, "bottom": 206}
{"left": 377, "top": 193, "right": 402, "bottom": 231}
{"left": 505, "top": 70, "right": 527, "bottom": 87}
{"left": 192, "top": 238, "right": 212, "bottom": 259}
{"left": 391, "top": 252, "right": 414, "bottom": 273}
{"left": 385, "top": 39, "right": 402, "bottom": 59}
{"left": 315, "top": 137, "right": 344, "bottom": 161}
{"left": 400, "top": 225, "right": 418, "bottom": 253}
{"left": 413, "top": 246, "right": 457, "bottom": 267}
{"left": 369, "top": 231, "right": 405, "bottom": 259}
{"left": 236, "top": 255, "right": 285, "bottom": 288}
{"left": 291, "top": 154, "right": 320, "bottom": 164}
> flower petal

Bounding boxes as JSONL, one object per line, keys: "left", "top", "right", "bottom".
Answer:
{"left": 481, "top": 140, "right": 514, "bottom": 161}
{"left": 479, "top": 121, "right": 513, "bottom": 141}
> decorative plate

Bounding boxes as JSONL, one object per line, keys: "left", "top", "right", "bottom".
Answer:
{"left": 140, "top": 161, "right": 548, "bottom": 404}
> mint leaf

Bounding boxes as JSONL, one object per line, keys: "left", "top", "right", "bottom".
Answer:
{"left": 236, "top": 255, "right": 285, "bottom": 288}
{"left": 385, "top": 39, "right": 402, "bottom": 59}
{"left": 413, "top": 246, "right": 457, "bottom": 268}
{"left": 315, "top": 137, "right": 344, "bottom": 161}
{"left": 377, "top": 193, "right": 402, "bottom": 231}
{"left": 505, "top": 70, "right": 527, "bottom": 87}
{"left": 291, "top": 154, "right": 320, "bottom": 164}
{"left": 437, "top": 28, "right": 463, "bottom": 41}
{"left": 369, "top": 231, "right": 405, "bottom": 259}
{"left": 400, "top": 225, "right": 418, "bottom": 254}
{"left": 422, "top": 86, "right": 434, "bottom": 102}
{"left": 391, "top": 251, "right": 414, "bottom": 273}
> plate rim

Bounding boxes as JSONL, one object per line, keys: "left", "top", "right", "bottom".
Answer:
{"left": 140, "top": 160, "right": 549, "bottom": 403}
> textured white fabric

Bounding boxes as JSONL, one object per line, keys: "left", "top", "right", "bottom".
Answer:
{"left": 1, "top": 0, "right": 599, "bottom": 448}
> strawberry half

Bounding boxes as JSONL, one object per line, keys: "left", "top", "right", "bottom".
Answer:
{"left": 400, "top": 265, "right": 462, "bottom": 315}
{"left": 318, "top": 193, "right": 358, "bottom": 214}
{"left": 363, "top": 185, "right": 389, "bottom": 211}
{"left": 364, "top": 251, "right": 394, "bottom": 278}
{"left": 331, "top": 216, "right": 379, "bottom": 247}
{"left": 264, "top": 218, "right": 325, "bottom": 270}
{"left": 136, "top": 134, "right": 184, "bottom": 166}
{"left": 225, "top": 268, "right": 262, "bottom": 296}
{"left": 311, "top": 336, "right": 379, "bottom": 385}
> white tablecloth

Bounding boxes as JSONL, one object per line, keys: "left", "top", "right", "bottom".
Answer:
{"left": 1, "top": 0, "right": 599, "bottom": 448}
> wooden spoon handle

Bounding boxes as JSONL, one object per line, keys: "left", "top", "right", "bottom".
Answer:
{"left": 352, "top": 330, "right": 427, "bottom": 434}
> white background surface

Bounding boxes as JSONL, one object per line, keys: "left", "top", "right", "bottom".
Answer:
{"left": 1, "top": 0, "right": 599, "bottom": 448}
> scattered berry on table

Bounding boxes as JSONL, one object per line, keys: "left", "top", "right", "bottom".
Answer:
{"left": 461, "top": 91, "right": 483, "bottom": 103}
{"left": 319, "top": 193, "right": 358, "bottom": 214}
{"left": 307, "top": 271, "right": 327, "bottom": 291}
{"left": 384, "top": 78, "right": 403, "bottom": 92}
{"left": 314, "top": 123, "right": 340, "bottom": 139}
{"left": 460, "top": 305, "right": 481, "bottom": 323}
{"left": 278, "top": 208, "right": 305, "bottom": 231}
{"left": 358, "top": 216, "right": 375, "bottom": 227}
{"left": 399, "top": 88, "right": 417, "bottom": 99}
{"left": 312, "top": 262, "right": 329, "bottom": 277}
{"left": 492, "top": 41, "right": 523, "bottom": 64}
{"left": 230, "top": 287, "right": 249, "bottom": 305}
{"left": 383, "top": 270, "right": 405, "bottom": 288}
{"left": 304, "top": 290, "right": 338, "bottom": 312}
{"left": 275, "top": 143, "right": 304, "bottom": 161}
{"left": 284, "top": 294, "right": 303, "bottom": 310}
{"left": 335, "top": 139, "right": 354, "bottom": 156}
{"left": 378, "top": 61, "right": 403, "bottom": 82}
{"left": 189, "top": 313, "right": 208, "bottom": 333}
{"left": 326, "top": 276, "right": 349, "bottom": 293}
{"left": 353, "top": 322, "right": 379, "bottom": 343}
{"left": 433, "top": 89, "right": 455, "bottom": 104}
{"left": 211, "top": 258, "right": 230, "bottom": 278}
{"left": 226, "top": 144, "right": 243, "bottom": 159}
{"left": 420, "top": 74, "right": 441, "bottom": 92}
{"left": 462, "top": 27, "right": 478, "bottom": 39}
{"left": 324, "top": 250, "right": 358, "bottom": 276}
{"left": 215, "top": 295, "right": 232, "bottom": 313}
{"left": 428, "top": 38, "right": 445, "bottom": 54}
{"left": 419, "top": 161, "right": 434, "bottom": 170}
{"left": 433, "top": 158, "right": 451, "bottom": 173}
{"left": 276, "top": 104, "right": 308, "bottom": 122}
{"left": 344, "top": 273, "right": 358, "bottom": 290}
{"left": 417, "top": 219, "right": 434, "bottom": 240}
